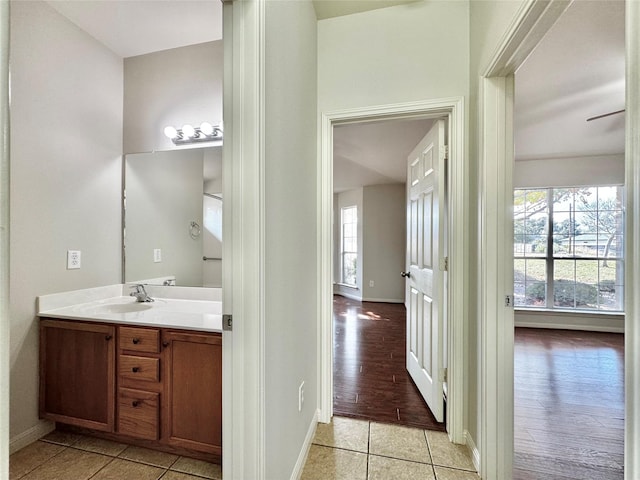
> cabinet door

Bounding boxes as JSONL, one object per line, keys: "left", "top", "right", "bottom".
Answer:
{"left": 163, "top": 331, "right": 222, "bottom": 455}
{"left": 39, "top": 319, "right": 115, "bottom": 431}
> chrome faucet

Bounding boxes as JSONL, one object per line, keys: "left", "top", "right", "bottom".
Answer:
{"left": 130, "top": 284, "right": 154, "bottom": 303}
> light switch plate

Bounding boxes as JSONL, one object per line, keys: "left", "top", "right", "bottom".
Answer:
{"left": 67, "top": 250, "right": 81, "bottom": 269}
{"left": 154, "top": 248, "right": 162, "bottom": 263}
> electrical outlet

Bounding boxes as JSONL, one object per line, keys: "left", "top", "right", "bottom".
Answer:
{"left": 67, "top": 250, "right": 81, "bottom": 269}
{"left": 369, "top": 280, "right": 374, "bottom": 287}
{"left": 154, "top": 248, "right": 162, "bottom": 263}
{"left": 298, "top": 381, "right": 305, "bottom": 412}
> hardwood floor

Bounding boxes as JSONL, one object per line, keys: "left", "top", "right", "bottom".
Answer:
{"left": 332, "top": 295, "right": 445, "bottom": 431}
{"left": 514, "top": 328, "right": 624, "bottom": 480}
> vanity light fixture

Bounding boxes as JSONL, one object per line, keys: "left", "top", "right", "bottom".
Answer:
{"left": 163, "top": 122, "right": 223, "bottom": 145}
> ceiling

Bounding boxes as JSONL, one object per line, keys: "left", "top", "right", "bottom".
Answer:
{"left": 514, "top": 0, "right": 625, "bottom": 160}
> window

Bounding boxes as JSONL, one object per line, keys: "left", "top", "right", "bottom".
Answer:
{"left": 341, "top": 206, "right": 358, "bottom": 287}
{"left": 514, "top": 186, "right": 624, "bottom": 311}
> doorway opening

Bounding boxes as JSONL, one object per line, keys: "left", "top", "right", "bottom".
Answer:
{"left": 318, "top": 97, "right": 467, "bottom": 446}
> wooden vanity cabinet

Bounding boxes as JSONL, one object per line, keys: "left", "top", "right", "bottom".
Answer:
{"left": 39, "top": 318, "right": 222, "bottom": 459}
{"left": 39, "top": 319, "right": 115, "bottom": 432}
{"left": 162, "top": 330, "right": 222, "bottom": 456}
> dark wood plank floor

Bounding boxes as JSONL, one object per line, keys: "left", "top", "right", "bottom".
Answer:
{"left": 514, "top": 328, "right": 624, "bottom": 480}
{"left": 332, "top": 295, "right": 445, "bottom": 431}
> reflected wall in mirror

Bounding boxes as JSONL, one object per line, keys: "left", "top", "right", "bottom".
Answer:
{"left": 124, "top": 146, "right": 222, "bottom": 287}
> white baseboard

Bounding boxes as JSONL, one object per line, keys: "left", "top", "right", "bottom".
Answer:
{"left": 333, "top": 290, "right": 362, "bottom": 302}
{"left": 464, "top": 429, "right": 480, "bottom": 474}
{"left": 362, "top": 297, "right": 404, "bottom": 303}
{"left": 515, "top": 310, "right": 624, "bottom": 333}
{"left": 290, "top": 409, "right": 318, "bottom": 480}
{"left": 10, "top": 420, "right": 55, "bottom": 454}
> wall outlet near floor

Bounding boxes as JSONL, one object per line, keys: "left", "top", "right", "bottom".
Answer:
{"left": 298, "top": 381, "right": 305, "bottom": 412}
{"left": 154, "top": 248, "right": 162, "bottom": 263}
{"left": 369, "top": 280, "right": 375, "bottom": 287}
{"left": 67, "top": 250, "right": 81, "bottom": 269}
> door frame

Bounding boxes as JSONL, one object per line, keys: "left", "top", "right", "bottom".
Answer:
{"left": 478, "top": 0, "right": 640, "bottom": 478}
{"left": 317, "top": 97, "right": 467, "bottom": 444}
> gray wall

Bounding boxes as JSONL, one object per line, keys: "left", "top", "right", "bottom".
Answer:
{"left": 125, "top": 150, "right": 204, "bottom": 286}
{"left": 123, "top": 40, "right": 223, "bottom": 154}
{"left": 9, "top": 0, "right": 123, "bottom": 438}
{"left": 264, "top": 1, "right": 318, "bottom": 478}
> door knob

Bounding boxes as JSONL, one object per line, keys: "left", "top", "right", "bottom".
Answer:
{"left": 401, "top": 271, "right": 411, "bottom": 278}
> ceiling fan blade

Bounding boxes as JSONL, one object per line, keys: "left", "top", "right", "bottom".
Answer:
{"left": 586, "top": 109, "right": 626, "bottom": 122}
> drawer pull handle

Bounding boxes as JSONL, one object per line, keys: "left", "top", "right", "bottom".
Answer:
{"left": 132, "top": 367, "right": 140, "bottom": 373}
{"left": 105, "top": 335, "right": 112, "bottom": 341}
{"left": 132, "top": 400, "right": 140, "bottom": 407}
{"left": 132, "top": 338, "right": 140, "bottom": 345}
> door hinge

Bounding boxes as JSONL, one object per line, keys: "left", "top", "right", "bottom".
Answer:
{"left": 442, "top": 145, "right": 449, "bottom": 160}
{"left": 440, "top": 367, "right": 447, "bottom": 383}
{"left": 505, "top": 295, "right": 513, "bottom": 308}
{"left": 223, "top": 314, "right": 233, "bottom": 331}
{"left": 441, "top": 256, "right": 448, "bottom": 272}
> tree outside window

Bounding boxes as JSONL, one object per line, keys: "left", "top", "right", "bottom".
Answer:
{"left": 341, "top": 206, "right": 358, "bottom": 287}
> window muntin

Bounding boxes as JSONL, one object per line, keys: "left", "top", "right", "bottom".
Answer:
{"left": 341, "top": 206, "right": 358, "bottom": 287}
{"left": 514, "top": 186, "right": 624, "bottom": 311}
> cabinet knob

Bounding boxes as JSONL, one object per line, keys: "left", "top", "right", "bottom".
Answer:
{"left": 132, "top": 367, "right": 140, "bottom": 373}
{"left": 162, "top": 341, "right": 170, "bottom": 348}
{"left": 132, "top": 338, "right": 140, "bottom": 345}
{"left": 105, "top": 335, "right": 112, "bottom": 341}
{"left": 132, "top": 400, "right": 140, "bottom": 407}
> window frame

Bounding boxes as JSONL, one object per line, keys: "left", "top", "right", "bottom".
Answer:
{"left": 514, "top": 186, "right": 625, "bottom": 312}
{"left": 340, "top": 205, "right": 358, "bottom": 288}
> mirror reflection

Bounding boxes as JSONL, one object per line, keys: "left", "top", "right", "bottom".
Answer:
{"left": 123, "top": 147, "right": 222, "bottom": 287}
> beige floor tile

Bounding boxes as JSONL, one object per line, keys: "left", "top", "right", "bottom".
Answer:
{"left": 91, "top": 458, "right": 165, "bottom": 480}
{"left": 10, "top": 441, "right": 65, "bottom": 480}
{"left": 20, "top": 447, "right": 110, "bottom": 480}
{"left": 426, "top": 431, "right": 475, "bottom": 471}
{"left": 369, "top": 422, "right": 431, "bottom": 464}
{"left": 119, "top": 445, "right": 179, "bottom": 468}
{"left": 312, "top": 416, "right": 369, "bottom": 453}
{"left": 170, "top": 457, "right": 222, "bottom": 479}
{"left": 300, "top": 445, "right": 367, "bottom": 480}
{"left": 160, "top": 472, "right": 207, "bottom": 480}
{"left": 72, "top": 436, "right": 128, "bottom": 457}
{"left": 40, "top": 430, "right": 81, "bottom": 447}
{"left": 434, "top": 466, "right": 481, "bottom": 479}
{"left": 368, "top": 455, "right": 435, "bottom": 480}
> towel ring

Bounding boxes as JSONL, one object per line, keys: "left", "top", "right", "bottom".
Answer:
{"left": 189, "top": 221, "right": 201, "bottom": 239}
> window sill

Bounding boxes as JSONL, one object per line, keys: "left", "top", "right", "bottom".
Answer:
{"left": 515, "top": 307, "right": 624, "bottom": 317}
{"left": 335, "top": 283, "right": 359, "bottom": 290}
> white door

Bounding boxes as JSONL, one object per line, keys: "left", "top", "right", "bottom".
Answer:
{"left": 404, "top": 119, "right": 446, "bottom": 422}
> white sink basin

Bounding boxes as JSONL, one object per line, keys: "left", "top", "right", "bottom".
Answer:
{"left": 95, "top": 303, "right": 154, "bottom": 314}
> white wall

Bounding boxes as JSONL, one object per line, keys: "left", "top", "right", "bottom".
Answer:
{"left": 318, "top": 1, "right": 469, "bottom": 113}
{"left": 334, "top": 188, "right": 363, "bottom": 300}
{"left": 362, "top": 184, "right": 406, "bottom": 302}
{"left": 264, "top": 1, "right": 318, "bottom": 479}
{"left": 9, "top": 0, "right": 123, "bottom": 441}
{"left": 514, "top": 153, "right": 625, "bottom": 188}
{"left": 125, "top": 150, "right": 204, "bottom": 287}
{"left": 123, "top": 40, "right": 223, "bottom": 154}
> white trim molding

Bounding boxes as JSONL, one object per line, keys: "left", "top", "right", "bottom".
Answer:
{"left": 224, "top": 1, "right": 266, "bottom": 479}
{"left": 9, "top": 421, "right": 55, "bottom": 455}
{"left": 290, "top": 409, "right": 318, "bottom": 480}
{"left": 464, "top": 429, "right": 481, "bottom": 474}
{"left": 318, "top": 97, "right": 467, "bottom": 446}
{"left": 515, "top": 310, "right": 624, "bottom": 333}
{"left": 625, "top": 1, "right": 640, "bottom": 477}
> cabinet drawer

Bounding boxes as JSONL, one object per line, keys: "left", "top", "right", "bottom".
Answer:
{"left": 118, "top": 388, "right": 159, "bottom": 440}
{"left": 119, "top": 327, "right": 159, "bottom": 353}
{"left": 119, "top": 355, "right": 160, "bottom": 382}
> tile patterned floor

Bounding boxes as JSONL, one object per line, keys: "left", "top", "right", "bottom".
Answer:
{"left": 9, "top": 430, "right": 221, "bottom": 480}
{"left": 301, "top": 416, "right": 479, "bottom": 480}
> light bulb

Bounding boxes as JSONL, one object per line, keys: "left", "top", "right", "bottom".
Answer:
{"left": 200, "top": 122, "right": 214, "bottom": 136}
{"left": 182, "top": 124, "right": 195, "bottom": 138}
{"left": 164, "top": 126, "right": 178, "bottom": 139}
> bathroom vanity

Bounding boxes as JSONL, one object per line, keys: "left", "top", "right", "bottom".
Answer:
{"left": 37, "top": 285, "right": 223, "bottom": 463}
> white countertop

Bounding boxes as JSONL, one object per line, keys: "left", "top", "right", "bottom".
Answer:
{"left": 38, "top": 285, "right": 223, "bottom": 333}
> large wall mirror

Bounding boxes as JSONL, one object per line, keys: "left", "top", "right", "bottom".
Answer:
{"left": 123, "top": 146, "right": 222, "bottom": 287}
